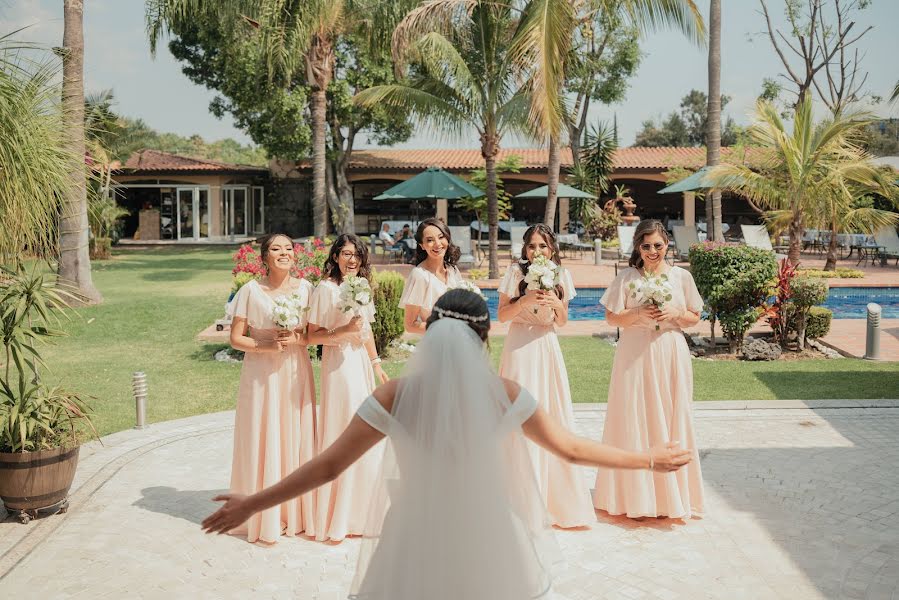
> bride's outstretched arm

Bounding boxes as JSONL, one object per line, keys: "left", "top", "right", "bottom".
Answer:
{"left": 201, "top": 412, "right": 386, "bottom": 535}
{"left": 521, "top": 406, "right": 692, "bottom": 472}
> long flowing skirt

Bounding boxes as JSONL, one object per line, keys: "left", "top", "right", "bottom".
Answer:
{"left": 499, "top": 323, "right": 595, "bottom": 527}
{"left": 229, "top": 347, "right": 317, "bottom": 542}
{"left": 593, "top": 328, "right": 704, "bottom": 518}
{"left": 315, "top": 343, "right": 382, "bottom": 541}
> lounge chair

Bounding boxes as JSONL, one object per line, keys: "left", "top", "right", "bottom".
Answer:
{"left": 672, "top": 225, "right": 701, "bottom": 261}
{"left": 510, "top": 225, "right": 530, "bottom": 259}
{"left": 615, "top": 225, "right": 637, "bottom": 273}
{"left": 874, "top": 226, "right": 899, "bottom": 266}
{"left": 741, "top": 224, "right": 787, "bottom": 260}
{"left": 449, "top": 225, "right": 476, "bottom": 267}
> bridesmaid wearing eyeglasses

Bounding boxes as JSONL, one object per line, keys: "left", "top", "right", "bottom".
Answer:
{"left": 594, "top": 219, "right": 705, "bottom": 520}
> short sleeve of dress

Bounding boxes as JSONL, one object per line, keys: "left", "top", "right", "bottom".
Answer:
{"left": 498, "top": 265, "right": 523, "bottom": 298}
{"left": 226, "top": 280, "right": 254, "bottom": 320}
{"left": 680, "top": 268, "right": 705, "bottom": 313}
{"left": 498, "top": 387, "right": 539, "bottom": 433}
{"left": 297, "top": 279, "right": 314, "bottom": 327}
{"left": 356, "top": 395, "right": 393, "bottom": 435}
{"left": 306, "top": 282, "right": 333, "bottom": 328}
{"left": 600, "top": 270, "right": 630, "bottom": 314}
{"left": 560, "top": 268, "right": 576, "bottom": 300}
{"left": 398, "top": 267, "right": 428, "bottom": 309}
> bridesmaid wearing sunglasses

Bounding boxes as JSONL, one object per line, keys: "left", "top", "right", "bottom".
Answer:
{"left": 593, "top": 219, "right": 705, "bottom": 520}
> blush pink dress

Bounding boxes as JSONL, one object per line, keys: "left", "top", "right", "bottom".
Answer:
{"left": 593, "top": 266, "right": 705, "bottom": 519}
{"left": 398, "top": 264, "right": 464, "bottom": 323}
{"left": 307, "top": 278, "right": 383, "bottom": 542}
{"left": 227, "top": 278, "right": 317, "bottom": 543}
{"left": 497, "top": 265, "right": 595, "bottom": 528}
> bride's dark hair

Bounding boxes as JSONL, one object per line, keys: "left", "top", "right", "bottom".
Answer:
{"left": 425, "top": 289, "right": 490, "bottom": 342}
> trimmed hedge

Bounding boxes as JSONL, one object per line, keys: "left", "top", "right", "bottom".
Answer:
{"left": 805, "top": 306, "right": 833, "bottom": 340}
{"left": 371, "top": 270, "right": 405, "bottom": 355}
{"left": 689, "top": 242, "right": 778, "bottom": 352}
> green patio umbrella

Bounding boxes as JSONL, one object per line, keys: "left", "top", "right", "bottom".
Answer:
{"left": 374, "top": 167, "right": 484, "bottom": 201}
{"left": 657, "top": 166, "right": 716, "bottom": 194}
{"left": 514, "top": 183, "right": 597, "bottom": 199}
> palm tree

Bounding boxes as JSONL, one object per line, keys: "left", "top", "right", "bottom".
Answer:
{"left": 705, "top": 0, "right": 723, "bottom": 242}
{"left": 707, "top": 97, "right": 897, "bottom": 266}
{"left": 57, "top": 0, "right": 102, "bottom": 303}
{"left": 891, "top": 80, "right": 899, "bottom": 104}
{"left": 357, "top": 2, "right": 534, "bottom": 278}
{"left": 0, "top": 34, "right": 74, "bottom": 266}
{"left": 147, "top": 0, "right": 411, "bottom": 237}
{"left": 538, "top": 0, "right": 705, "bottom": 230}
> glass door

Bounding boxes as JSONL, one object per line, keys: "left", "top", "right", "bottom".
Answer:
{"left": 176, "top": 188, "right": 194, "bottom": 240}
{"left": 250, "top": 186, "right": 265, "bottom": 235}
{"left": 176, "top": 187, "right": 210, "bottom": 240}
{"left": 222, "top": 187, "right": 248, "bottom": 237}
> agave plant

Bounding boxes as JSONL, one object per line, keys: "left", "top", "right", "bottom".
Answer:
{"left": 0, "top": 266, "right": 95, "bottom": 453}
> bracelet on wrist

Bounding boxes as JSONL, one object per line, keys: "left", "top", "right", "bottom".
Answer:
{"left": 371, "top": 357, "right": 382, "bottom": 366}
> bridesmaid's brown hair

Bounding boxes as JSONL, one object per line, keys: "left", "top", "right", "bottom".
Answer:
{"left": 513, "top": 224, "right": 565, "bottom": 301}
{"left": 323, "top": 234, "right": 372, "bottom": 284}
{"left": 628, "top": 220, "right": 670, "bottom": 269}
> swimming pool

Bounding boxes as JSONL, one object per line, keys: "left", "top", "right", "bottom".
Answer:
{"left": 482, "top": 286, "right": 899, "bottom": 321}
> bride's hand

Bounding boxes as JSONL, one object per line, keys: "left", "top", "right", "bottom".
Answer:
{"left": 201, "top": 493, "right": 253, "bottom": 534}
{"left": 517, "top": 290, "right": 540, "bottom": 311}
{"left": 649, "top": 443, "right": 693, "bottom": 472}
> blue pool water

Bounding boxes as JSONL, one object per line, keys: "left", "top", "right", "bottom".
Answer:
{"left": 482, "top": 287, "right": 899, "bottom": 321}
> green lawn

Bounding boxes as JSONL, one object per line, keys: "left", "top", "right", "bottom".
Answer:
{"left": 41, "top": 248, "right": 899, "bottom": 436}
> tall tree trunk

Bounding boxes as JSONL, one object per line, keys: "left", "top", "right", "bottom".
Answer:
{"left": 788, "top": 208, "right": 803, "bottom": 266}
{"left": 482, "top": 132, "right": 500, "bottom": 279}
{"left": 543, "top": 137, "right": 561, "bottom": 230}
{"left": 306, "top": 36, "right": 334, "bottom": 238}
{"left": 705, "top": 0, "right": 724, "bottom": 242}
{"left": 824, "top": 220, "right": 839, "bottom": 271}
{"left": 329, "top": 115, "right": 355, "bottom": 234}
{"left": 57, "top": 0, "right": 101, "bottom": 304}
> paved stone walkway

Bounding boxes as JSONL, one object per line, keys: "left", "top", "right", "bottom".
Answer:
{"left": 2, "top": 401, "right": 898, "bottom": 599}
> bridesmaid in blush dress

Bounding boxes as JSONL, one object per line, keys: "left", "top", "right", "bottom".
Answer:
{"left": 226, "top": 233, "right": 317, "bottom": 543}
{"left": 594, "top": 219, "right": 705, "bottom": 519}
{"left": 497, "top": 224, "right": 594, "bottom": 528}
{"left": 307, "top": 234, "right": 389, "bottom": 542}
{"left": 399, "top": 218, "right": 465, "bottom": 334}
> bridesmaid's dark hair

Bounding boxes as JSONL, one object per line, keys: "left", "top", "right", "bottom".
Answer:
{"left": 324, "top": 234, "right": 372, "bottom": 284}
{"left": 426, "top": 289, "right": 490, "bottom": 343}
{"left": 628, "top": 219, "right": 670, "bottom": 269}
{"left": 512, "top": 223, "right": 565, "bottom": 302}
{"left": 257, "top": 233, "right": 295, "bottom": 266}
{"left": 414, "top": 218, "right": 461, "bottom": 267}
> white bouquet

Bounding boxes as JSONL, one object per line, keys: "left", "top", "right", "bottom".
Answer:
{"left": 523, "top": 255, "right": 561, "bottom": 291}
{"left": 271, "top": 292, "right": 307, "bottom": 330}
{"left": 338, "top": 275, "right": 373, "bottom": 315}
{"left": 448, "top": 280, "right": 486, "bottom": 299}
{"left": 627, "top": 271, "right": 674, "bottom": 330}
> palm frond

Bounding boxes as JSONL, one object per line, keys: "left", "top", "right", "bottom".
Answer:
{"left": 354, "top": 84, "right": 471, "bottom": 135}
{"left": 610, "top": 0, "right": 706, "bottom": 46}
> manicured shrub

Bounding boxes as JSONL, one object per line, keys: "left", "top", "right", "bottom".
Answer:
{"left": 789, "top": 276, "right": 829, "bottom": 347}
{"left": 797, "top": 268, "right": 863, "bottom": 279}
{"left": 805, "top": 306, "right": 833, "bottom": 340}
{"left": 370, "top": 270, "right": 405, "bottom": 356}
{"left": 689, "top": 242, "right": 777, "bottom": 352}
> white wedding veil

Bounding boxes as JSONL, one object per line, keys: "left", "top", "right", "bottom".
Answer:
{"left": 349, "top": 316, "right": 561, "bottom": 600}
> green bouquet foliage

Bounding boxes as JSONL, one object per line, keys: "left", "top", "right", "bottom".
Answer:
{"left": 370, "top": 271, "right": 405, "bottom": 356}
{"left": 689, "top": 242, "right": 777, "bottom": 352}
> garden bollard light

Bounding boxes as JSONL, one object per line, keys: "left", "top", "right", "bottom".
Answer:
{"left": 864, "top": 303, "right": 881, "bottom": 360}
{"left": 132, "top": 371, "right": 148, "bottom": 429}
{"left": 594, "top": 239, "right": 603, "bottom": 266}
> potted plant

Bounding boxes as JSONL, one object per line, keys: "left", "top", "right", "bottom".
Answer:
{"left": 0, "top": 266, "right": 95, "bottom": 523}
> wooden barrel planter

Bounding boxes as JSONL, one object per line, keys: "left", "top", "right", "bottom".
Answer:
{"left": 0, "top": 446, "right": 80, "bottom": 523}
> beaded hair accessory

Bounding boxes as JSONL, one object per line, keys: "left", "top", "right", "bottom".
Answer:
{"left": 433, "top": 306, "right": 489, "bottom": 323}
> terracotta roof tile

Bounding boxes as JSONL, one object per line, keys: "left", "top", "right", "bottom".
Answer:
{"left": 117, "top": 149, "right": 267, "bottom": 173}
{"left": 295, "top": 146, "right": 757, "bottom": 172}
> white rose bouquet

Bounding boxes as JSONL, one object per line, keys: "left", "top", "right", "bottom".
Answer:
{"left": 338, "top": 275, "right": 373, "bottom": 314}
{"left": 271, "top": 292, "right": 308, "bottom": 330}
{"left": 523, "top": 255, "right": 561, "bottom": 292}
{"left": 627, "top": 271, "right": 674, "bottom": 331}
{"left": 448, "top": 280, "right": 486, "bottom": 299}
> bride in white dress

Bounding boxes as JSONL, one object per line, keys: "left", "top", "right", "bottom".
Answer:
{"left": 202, "top": 290, "right": 692, "bottom": 599}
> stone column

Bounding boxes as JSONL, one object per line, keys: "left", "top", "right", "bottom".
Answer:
{"left": 436, "top": 198, "right": 448, "bottom": 223}
{"left": 209, "top": 185, "right": 223, "bottom": 237}
{"left": 683, "top": 192, "right": 695, "bottom": 227}
{"left": 558, "top": 197, "right": 570, "bottom": 233}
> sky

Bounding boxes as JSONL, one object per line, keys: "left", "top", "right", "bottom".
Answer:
{"left": 3, "top": 0, "right": 898, "bottom": 151}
